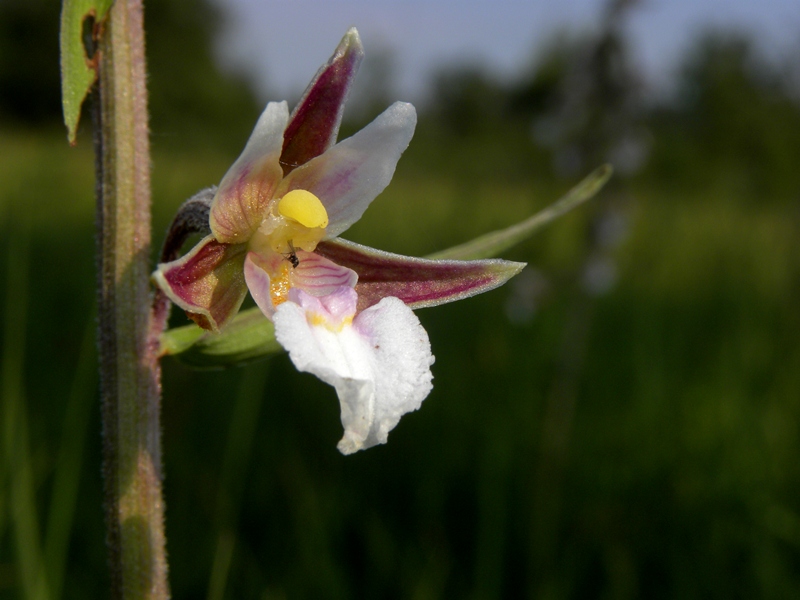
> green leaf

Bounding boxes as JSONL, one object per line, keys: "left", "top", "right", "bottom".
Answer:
{"left": 427, "top": 164, "right": 613, "bottom": 260}
{"left": 60, "top": 0, "right": 113, "bottom": 144}
{"left": 160, "top": 307, "right": 282, "bottom": 369}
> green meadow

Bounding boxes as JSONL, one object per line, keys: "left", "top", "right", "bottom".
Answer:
{"left": 2, "top": 1, "right": 800, "bottom": 597}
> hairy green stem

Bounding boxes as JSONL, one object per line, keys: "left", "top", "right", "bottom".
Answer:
{"left": 93, "top": 0, "right": 168, "bottom": 596}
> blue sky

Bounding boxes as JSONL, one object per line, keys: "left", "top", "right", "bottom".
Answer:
{"left": 217, "top": 0, "right": 800, "bottom": 103}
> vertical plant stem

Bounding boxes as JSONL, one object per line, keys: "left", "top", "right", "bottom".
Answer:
{"left": 93, "top": 0, "right": 168, "bottom": 597}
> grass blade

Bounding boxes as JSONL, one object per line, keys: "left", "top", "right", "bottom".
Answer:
{"left": 2, "top": 221, "right": 50, "bottom": 600}
{"left": 427, "top": 164, "right": 612, "bottom": 260}
{"left": 43, "top": 318, "right": 97, "bottom": 599}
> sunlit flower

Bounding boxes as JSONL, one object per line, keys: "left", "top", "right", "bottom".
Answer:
{"left": 154, "top": 29, "right": 524, "bottom": 454}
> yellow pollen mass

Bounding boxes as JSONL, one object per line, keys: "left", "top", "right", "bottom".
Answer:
{"left": 270, "top": 263, "right": 292, "bottom": 307}
{"left": 278, "top": 190, "right": 329, "bottom": 229}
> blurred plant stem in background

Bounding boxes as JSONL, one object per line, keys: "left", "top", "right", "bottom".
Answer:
{"left": 206, "top": 365, "right": 270, "bottom": 600}
{"left": 43, "top": 321, "right": 96, "bottom": 600}
{"left": 2, "top": 213, "right": 50, "bottom": 600}
{"left": 529, "top": 0, "right": 643, "bottom": 593}
{"left": 2, "top": 225, "right": 97, "bottom": 599}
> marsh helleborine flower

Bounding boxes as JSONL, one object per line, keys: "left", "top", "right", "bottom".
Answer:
{"left": 154, "top": 29, "right": 524, "bottom": 454}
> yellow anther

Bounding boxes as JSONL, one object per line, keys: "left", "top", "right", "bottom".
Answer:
{"left": 278, "top": 190, "right": 329, "bottom": 229}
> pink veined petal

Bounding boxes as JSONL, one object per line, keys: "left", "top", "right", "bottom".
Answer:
{"left": 153, "top": 235, "right": 248, "bottom": 332}
{"left": 243, "top": 252, "right": 282, "bottom": 319}
{"left": 315, "top": 238, "right": 526, "bottom": 312}
{"left": 210, "top": 102, "right": 289, "bottom": 244}
{"left": 277, "top": 101, "right": 417, "bottom": 238}
{"left": 290, "top": 250, "right": 358, "bottom": 297}
{"left": 281, "top": 28, "right": 364, "bottom": 176}
{"left": 273, "top": 289, "right": 434, "bottom": 455}
{"left": 244, "top": 250, "right": 358, "bottom": 321}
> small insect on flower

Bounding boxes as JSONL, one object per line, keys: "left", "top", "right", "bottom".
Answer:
{"left": 284, "top": 240, "right": 300, "bottom": 269}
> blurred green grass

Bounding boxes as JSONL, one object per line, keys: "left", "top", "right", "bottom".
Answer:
{"left": 3, "top": 3, "right": 800, "bottom": 594}
{"left": 1, "top": 121, "right": 799, "bottom": 598}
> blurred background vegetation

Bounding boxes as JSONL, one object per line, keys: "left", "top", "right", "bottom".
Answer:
{"left": 2, "top": 0, "right": 800, "bottom": 597}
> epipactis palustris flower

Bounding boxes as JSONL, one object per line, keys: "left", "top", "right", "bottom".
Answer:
{"left": 154, "top": 28, "right": 525, "bottom": 454}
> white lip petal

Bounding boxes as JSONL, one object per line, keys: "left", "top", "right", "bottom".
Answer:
{"left": 273, "top": 290, "right": 434, "bottom": 454}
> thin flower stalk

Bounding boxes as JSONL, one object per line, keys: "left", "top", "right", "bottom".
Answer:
{"left": 93, "top": 0, "right": 168, "bottom": 596}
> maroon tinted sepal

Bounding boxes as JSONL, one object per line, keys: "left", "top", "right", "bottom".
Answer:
{"left": 152, "top": 235, "right": 248, "bottom": 332}
{"left": 281, "top": 28, "right": 364, "bottom": 176}
{"left": 315, "top": 238, "right": 526, "bottom": 313}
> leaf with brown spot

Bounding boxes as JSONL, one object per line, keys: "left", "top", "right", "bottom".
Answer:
{"left": 60, "top": 0, "right": 113, "bottom": 144}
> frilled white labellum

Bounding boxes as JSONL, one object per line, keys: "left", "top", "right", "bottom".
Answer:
{"left": 273, "top": 286, "right": 434, "bottom": 454}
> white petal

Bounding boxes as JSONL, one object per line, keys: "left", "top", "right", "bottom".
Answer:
{"left": 226, "top": 101, "right": 289, "bottom": 180}
{"left": 273, "top": 290, "right": 434, "bottom": 454}
{"left": 277, "top": 102, "right": 417, "bottom": 238}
